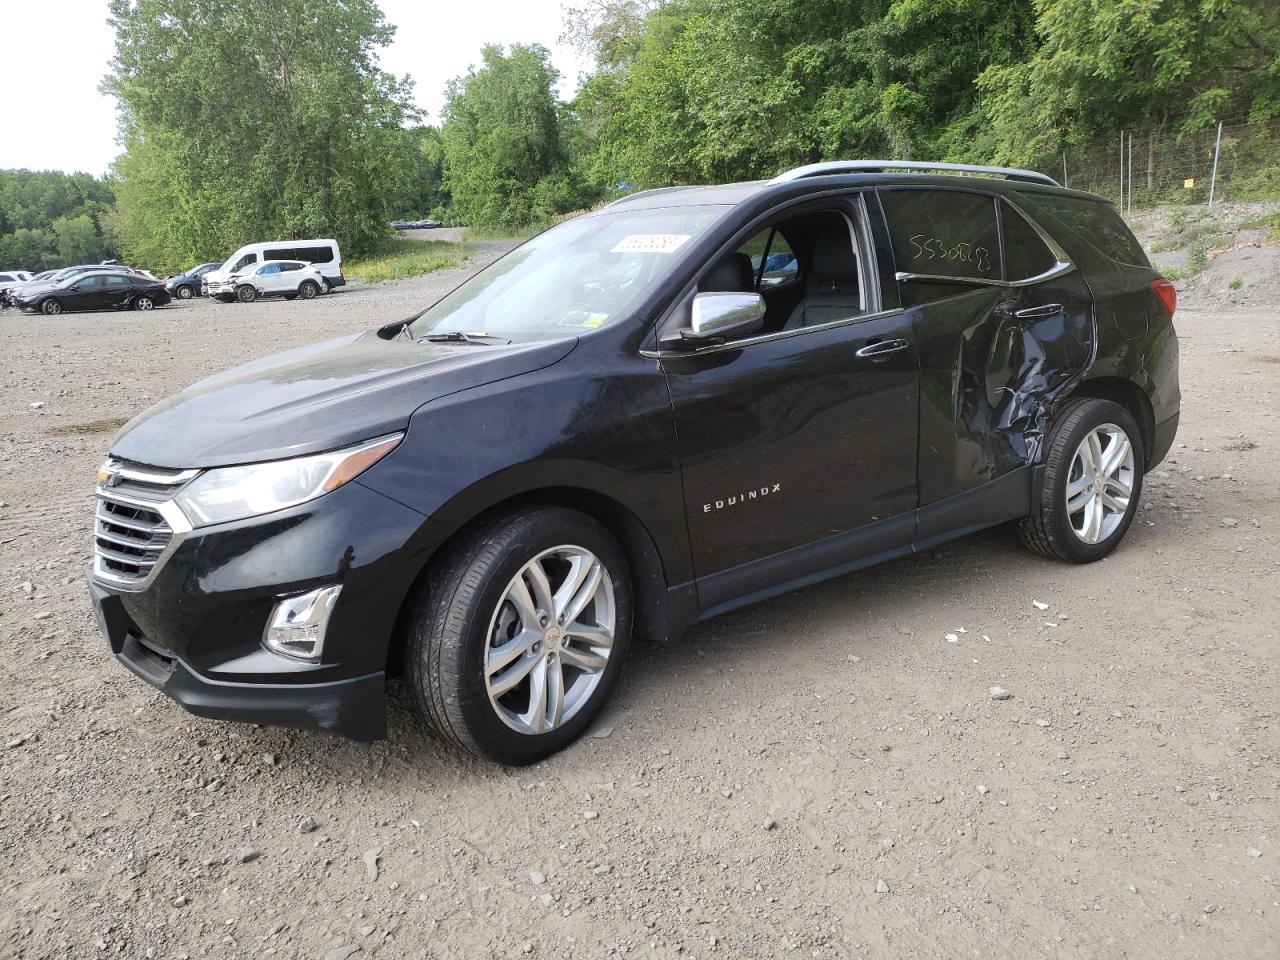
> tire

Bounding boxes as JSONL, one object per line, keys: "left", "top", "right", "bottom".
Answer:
{"left": 175, "top": 285, "right": 194, "bottom": 300}
{"left": 41, "top": 299, "right": 62, "bottom": 316}
{"left": 404, "top": 506, "right": 633, "bottom": 765}
{"left": 133, "top": 295, "right": 154, "bottom": 311}
{"left": 236, "top": 285, "right": 257, "bottom": 303}
{"left": 1020, "top": 397, "right": 1144, "bottom": 563}
{"left": 298, "top": 280, "right": 319, "bottom": 300}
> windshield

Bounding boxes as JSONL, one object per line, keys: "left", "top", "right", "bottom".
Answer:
{"left": 407, "top": 206, "right": 727, "bottom": 339}
{"left": 222, "top": 249, "right": 257, "bottom": 273}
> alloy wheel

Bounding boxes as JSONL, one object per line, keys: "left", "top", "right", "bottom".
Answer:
{"left": 483, "top": 545, "right": 615, "bottom": 735}
{"left": 42, "top": 299, "right": 61, "bottom": 315}
{"left": 135, "top": 296, "right": 154, "bottom": 311}
{"left": 176, "top": 285, "right": 193, "bottom": 299}
{"left": 1065, "top": 423, "right": 1135, "bottom": 544}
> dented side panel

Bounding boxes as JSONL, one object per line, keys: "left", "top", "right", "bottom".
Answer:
{"left": 909, "top": 271, "right": 1095, "bottom": 506}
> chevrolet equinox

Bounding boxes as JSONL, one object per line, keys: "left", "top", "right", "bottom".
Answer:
{"left": 88, "top": 161, "right": 1180, "bottom": 764}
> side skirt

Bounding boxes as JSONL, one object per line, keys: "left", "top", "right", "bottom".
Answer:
{"left": 684, "top": 466, "right": 1034, "bottom": 625}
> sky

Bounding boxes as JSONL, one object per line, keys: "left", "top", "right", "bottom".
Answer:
{"left": 0, "top": 0, "right": 592, "bottom": 177}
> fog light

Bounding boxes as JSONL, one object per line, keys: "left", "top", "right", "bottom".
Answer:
{"left": 263, "top": 585, "right": 342, "bottom": 662}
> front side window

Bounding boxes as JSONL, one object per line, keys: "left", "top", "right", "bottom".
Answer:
{"left": 259, "top": 263, "right": 281, "bottom": 276}
{"left": 408, "top": 206, "right": 728, "bottom": 339}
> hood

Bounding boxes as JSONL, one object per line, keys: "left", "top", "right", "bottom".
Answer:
{"left": 110, "top": 331, "right": 579, "bottom": 468}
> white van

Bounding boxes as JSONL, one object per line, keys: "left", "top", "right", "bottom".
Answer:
{"left": 202, "top": 239, "right": 344, "bottom": 293}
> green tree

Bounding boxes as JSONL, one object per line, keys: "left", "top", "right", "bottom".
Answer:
{"left": 440, "top": 44, "right": 588, "bottom": 227}
{"left": 105, "top": 0, "right": 417, "bottom": 273}
{"left": 0, "top": 169, "right": 118, "bottom": 269}
{"left": 979, "top": 0, "right": 1280, "bottom": 165}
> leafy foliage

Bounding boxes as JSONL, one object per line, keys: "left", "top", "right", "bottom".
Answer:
{"left": 105, "top": 0, "right": 417, "bottom": 274}
{"left": 0, "top": 170, "right": 119, "bottom": 270}
{"left": 440, "top": 45, "right": 592, "bottom": 229}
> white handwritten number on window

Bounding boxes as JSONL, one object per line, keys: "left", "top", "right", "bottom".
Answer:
{"left": 908, "top": 235, "right": 993, "bottom": 273}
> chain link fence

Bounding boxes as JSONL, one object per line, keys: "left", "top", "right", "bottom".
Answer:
{"left": 1040, "top": 117, "right": 1280, "bottom": 211}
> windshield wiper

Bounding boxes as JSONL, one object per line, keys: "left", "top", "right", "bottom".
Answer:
{"left": 420, "top": 330, "right": 511, "bottom": 345}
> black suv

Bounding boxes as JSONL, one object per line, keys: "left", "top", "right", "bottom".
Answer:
{"left": 88, "top": 161, "right": 1179, "bottom": 764}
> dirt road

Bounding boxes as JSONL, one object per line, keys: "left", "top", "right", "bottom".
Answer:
{"left": 1, "top": 245, "right": 1277, "bottom": 959}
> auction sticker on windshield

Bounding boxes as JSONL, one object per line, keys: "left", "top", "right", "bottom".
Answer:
{"left": 610, "top": 234, "right": 693, "bottom": 254}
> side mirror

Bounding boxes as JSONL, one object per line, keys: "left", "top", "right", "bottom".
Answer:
{"left": 660, "top": 291, "right": 766, "bottom": 350}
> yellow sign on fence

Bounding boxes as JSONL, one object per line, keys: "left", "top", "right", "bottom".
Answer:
{"left": 1184, "top": 178, "right": 1196, "bottom": 189}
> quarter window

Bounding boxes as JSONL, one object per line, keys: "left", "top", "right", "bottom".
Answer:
{"left": 1001, "top": 201, "right": 1058, "bottom": 281}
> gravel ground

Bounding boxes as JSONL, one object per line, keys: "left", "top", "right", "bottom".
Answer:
{"left": 1, "top": 239, "right": 1277, "bottom": 960}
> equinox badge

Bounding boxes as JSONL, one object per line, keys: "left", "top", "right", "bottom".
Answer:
{"left": 703, "top": 483, "right": 782, "bottom": 513}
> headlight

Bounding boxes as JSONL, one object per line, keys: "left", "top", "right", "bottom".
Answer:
{"left": 174, "top": 434, "right": 401, "bottom": 527}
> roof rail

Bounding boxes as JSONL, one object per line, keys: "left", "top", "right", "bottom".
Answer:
{"left": 769, "top": 160, "right": 1058, "bottom": 187}
{"left": 606, "top": 185, "right": 696, "bottom": 207}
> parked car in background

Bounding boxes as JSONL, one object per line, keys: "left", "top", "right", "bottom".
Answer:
{"left": 206, "top": 260, "right": 327, "bottom": 303}
{"left": 13, "top": 270, "right": 171, "bottom": 315}
{"left": 390, "top": 220, "right": 413, "bottom": 230}
{"left": 202, "top": 239, "right": 344, "bottom": 294}
{"left": 410, "top": 219, "right": 441, "bottom": 229}
{"left": 166, "top": 263, "right": 219, "bottom": 300}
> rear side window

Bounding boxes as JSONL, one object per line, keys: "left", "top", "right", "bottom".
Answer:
{"left": 295, "top": 245, "right": 334, "bottom": 264}
{"left": 1001, "top": 201, "right": 1058, "bottom": 281}
{"left": 264, "top": 247, "right": 295, "bottom": 261}
{"left": 879, "top": 189, "right": 999, "bottom": 282}
{"left": 0, "top": 274, "right": 12, "bottom": 282}
{"left": 1017, "top": 193, "right": 1148, "bottom": 267}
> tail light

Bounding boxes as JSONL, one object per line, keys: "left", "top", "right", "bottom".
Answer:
{"left": 1150, "top": 278, "right": 1176, "bottom": 317}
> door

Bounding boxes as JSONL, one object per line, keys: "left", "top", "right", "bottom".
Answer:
{"left": 63, "top": 275, "right": 106, "bottom": 310}
{"left": 101, "top": 274, "right": 135, "bottom": 307}
{"left": 256, "top": 262, "right": 284, "bottom": 293}
{"left": 659, "top": 198, "right": 919, "bottom": 606}
{"left": 876, "top": 187, "right": 1094, "bottom": 510}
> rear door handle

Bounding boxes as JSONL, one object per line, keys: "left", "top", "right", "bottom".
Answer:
{"left": 855, "top": 338, "right": 910, "bottom": 360}
{"left": 1012, "top": 303, "right": 1063, "bottom": 319}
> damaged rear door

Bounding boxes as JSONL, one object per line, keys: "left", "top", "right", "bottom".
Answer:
{"left": 874, "top": 186, "right": 1093, "bottom": 512}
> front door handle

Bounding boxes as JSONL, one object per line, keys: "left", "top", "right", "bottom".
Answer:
{"left": 855, "top": 338, "right": 910, "bottom": 361}
{"left": 1012, "top": 302, "right": 1063, "bottom": 320}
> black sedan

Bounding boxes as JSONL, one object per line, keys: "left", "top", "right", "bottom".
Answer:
{"left": 14, "top": 271, "right": 171, "bottom": 316}
{"left": 165, "top": 262, "right": 220, "bottom": 300}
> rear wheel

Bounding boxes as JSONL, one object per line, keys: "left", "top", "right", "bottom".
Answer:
{"left": 133, "top": 295, "right": 154, "bottom": 311}
{"left": 41, "top": 298, "right": 62, "bottom": 315}
{"left": 175, "top": 285, "right": 194, "bottom": 300}
{"left": 404, "top": 507, "right": 632, "bottom": 764}
{"left": 298, "top": 280, "right": 319, "bottom": 300}
{"left": 236, "top": 285, "right": 257, "bottom": 303}
{"left": 1020, "top": 398, "right": 1144, "bottom": 563}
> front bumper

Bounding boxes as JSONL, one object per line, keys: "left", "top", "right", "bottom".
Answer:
{"left": 87, "top": 478, "right": 441, "bottom": 741}
{"left": 93, "top": 582, "right": 386, "bottom": 741}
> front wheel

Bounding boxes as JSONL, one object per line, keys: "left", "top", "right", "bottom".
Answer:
{"left": 175, "top": 285, "right": 194, "bottom": 300}
{"left": 404, "top": 507, "right": 632, "bottom": 764}
{"left": 41, "top": 298, "right": 62, "bottom": 316}
{"left": 236, "top": 285, "right": 257, "bottom": 303}
{"left": 1020, "top": 398, "right": 1144, "bottom": 563}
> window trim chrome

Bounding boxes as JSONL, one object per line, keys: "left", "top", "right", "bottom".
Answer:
{"left": 642, "top": 307, "right": 907, "bottom": 359}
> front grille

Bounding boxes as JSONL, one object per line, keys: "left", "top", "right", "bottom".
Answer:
{"left": 94, "top": 460, "right": 198, "bottom": 587}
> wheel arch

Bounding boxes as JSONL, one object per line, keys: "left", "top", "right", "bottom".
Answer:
{"left": 1061, "top": 377, "right": 1154, "bottom": 467}
{"left": 384, "top": 486, "right": 675, "bottom": 678}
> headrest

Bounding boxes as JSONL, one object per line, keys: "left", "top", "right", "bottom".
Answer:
{"left": 810, "top": 227, "right": 859, "bottom": 287}
{"left": 700, "top": 252, "right": 755, "bottom": 292}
